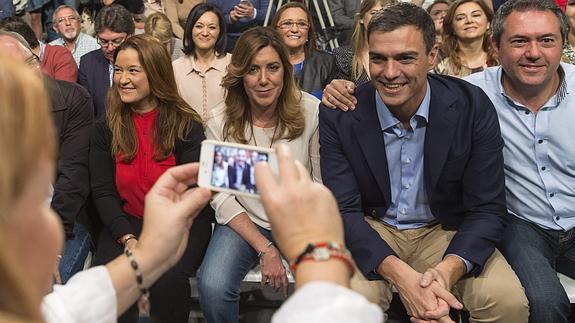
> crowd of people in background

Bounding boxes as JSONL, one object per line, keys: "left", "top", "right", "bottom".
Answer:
{"left": 0, "top": 0, "right": 575, "bottom": 323}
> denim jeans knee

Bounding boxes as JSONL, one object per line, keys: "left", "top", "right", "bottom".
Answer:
{"left": 59, "top": 222, "right": 91, "bottom": 283}
{"left": 499, "top": 215, "right": 571, "bottom": 323}
{"left": 198, "top": 224, "right": 273, "bottom": 323}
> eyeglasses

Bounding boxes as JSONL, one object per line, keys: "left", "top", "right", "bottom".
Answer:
{"left": 278, "top": 20, "right": 310, "bottom": 30}
{"left": 97, "top": 36, "right": 126, "bottom": 48}
{"left": 56, "top": 16, "right": 79, "bottom": 24}
{"left": 25, "top": 54, "right": 40, "bottom": 68}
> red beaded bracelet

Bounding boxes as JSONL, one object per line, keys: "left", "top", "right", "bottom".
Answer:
{"left": 290, "top": 241, "right": 355, "bottom": 276}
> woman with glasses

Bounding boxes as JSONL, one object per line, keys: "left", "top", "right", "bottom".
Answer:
{"left": 197, "top": 27, "right": 321, "bottom": 323}
{"left": 331, "top": 0, "right": 395, "bottom": 86}
{"left": 90, "top": 34, "right": 212, "bottom": 323}
{"left": 434, "top": 0, "right": 498, "bottom": 77}
{"left": 173, "top": 3, "right": 231, "bottom": 122}
{"left": 271, "top": 2, "right": 335, "bottom": 99}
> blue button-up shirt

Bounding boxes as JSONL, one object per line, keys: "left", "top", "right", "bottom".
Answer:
{"left": 376, "top": 83, "right": 435, "bottom": 229}
{"left": 465, "top": 64, "right": 575, "bottom": 231}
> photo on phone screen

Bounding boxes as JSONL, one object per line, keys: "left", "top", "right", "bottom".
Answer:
{"left": 199, "top": 140, "right": 275, "bottom": 197}
{"left": 211, "top": 145, "right": 268, "bottom": 194}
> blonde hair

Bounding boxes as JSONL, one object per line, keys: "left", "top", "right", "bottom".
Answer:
{"left": 350, "top": 0, "right": 396, "bottom": 81}
{"left": 0, "top": 53, "right": 53, "bottom": 322}
{"left": 144, "top": 12, "right": 172, "bottom": 45}
{"left": 221, "top": 27, "right": 304, "bottom": 144}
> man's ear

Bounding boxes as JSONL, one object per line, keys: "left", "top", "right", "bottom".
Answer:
{"left": 492, "top": 38, "right": 499, "bottom": 57}
{"left": 428, "top": 43, "right": 439, "bottom": 66}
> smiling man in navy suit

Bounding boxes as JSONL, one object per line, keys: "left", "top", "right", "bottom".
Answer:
{"left": 319, "top": 3, "right": 528, "bottom": 323}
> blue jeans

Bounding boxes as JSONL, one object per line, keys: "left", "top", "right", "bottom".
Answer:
{"left": 59, "top": 222, "right": 91, "bottom": 283}
{"left": 499, "top": 215, "right": 575, "bottom": 323}
{"left": 198, "top": 224, "right": 274, "bottom": 323}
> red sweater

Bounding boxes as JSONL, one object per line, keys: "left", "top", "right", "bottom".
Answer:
{"left": 42, "top": 44, "right": 78, "bottom": 83}
{"left": 115, "top": 109, "right": 176, "bottom": 218}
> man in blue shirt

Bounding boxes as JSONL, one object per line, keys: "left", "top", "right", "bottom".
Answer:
{"left": 319, "top": 3, "right": 528, "bottom": 322}
{"left": 465, "top": 0, "right": 575, "bottom": 322}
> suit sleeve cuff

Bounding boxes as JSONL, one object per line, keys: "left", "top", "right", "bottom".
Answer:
{"left": 445, "top": 253, "right": 474, "bottom": 274}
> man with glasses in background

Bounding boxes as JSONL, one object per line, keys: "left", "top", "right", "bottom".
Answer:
{"left": 50, "top": 5, "right": 99, "bottom": 67}
{"left": 78, "top": 4, "right": 134, "bottom": 118}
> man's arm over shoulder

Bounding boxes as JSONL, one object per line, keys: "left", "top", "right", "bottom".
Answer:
{"left": 319, "top": 104, "right": 395, "bottom": 279}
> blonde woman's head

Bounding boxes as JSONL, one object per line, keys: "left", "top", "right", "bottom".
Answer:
{"left": 144, "top": 12, "right": 173, "bottom": 52}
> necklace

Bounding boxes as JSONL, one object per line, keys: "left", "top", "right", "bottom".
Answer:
{"left": 250, "top": 122, "right": 278, "bottom": 148}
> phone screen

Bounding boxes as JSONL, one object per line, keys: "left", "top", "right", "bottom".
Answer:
{"left": 211, "top": 143, "right": 269, "bottom": 195}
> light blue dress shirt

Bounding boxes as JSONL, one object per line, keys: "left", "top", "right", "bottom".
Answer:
{"left": 375, "top": 82, "right": 473, "bottom": 272}
{"left": 375, "top": 83, "right": 435, "bottom": 229}
{"left": 465, "top": 64, "right": 575, "bottom": 231}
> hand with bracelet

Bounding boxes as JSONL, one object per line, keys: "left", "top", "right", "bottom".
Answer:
{"left": 105, "top": 162, "right": 211, "bottom": 315}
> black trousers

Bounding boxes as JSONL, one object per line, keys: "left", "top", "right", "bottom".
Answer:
{"left": 93, "top": 209, "right": 213, "bottom": 323}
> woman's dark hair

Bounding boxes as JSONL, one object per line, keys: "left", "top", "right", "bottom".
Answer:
{"left": 182, "top": 3, "right": 226, "bottom": 57}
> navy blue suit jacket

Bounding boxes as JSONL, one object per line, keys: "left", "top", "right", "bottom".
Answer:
{"left": 319, "top": 74, "right": 507, "bottom": 279}
{"left": 78, "top": 49, "right": 110, "bottom": 119}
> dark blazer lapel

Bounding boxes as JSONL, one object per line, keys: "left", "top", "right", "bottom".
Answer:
{"left": 424, "top": 76, "right": 459, "bottom": 197}
{"left": 353, "top": 85, "right": 392, "bottom": 203}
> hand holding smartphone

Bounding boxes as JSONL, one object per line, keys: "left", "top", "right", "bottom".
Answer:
{"left": 198, "top": 140, "right": 278, "bottom": 198}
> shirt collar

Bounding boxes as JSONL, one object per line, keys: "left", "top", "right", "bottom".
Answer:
{"left": 186, "top": 53, "right": 228, "bottom": 75}
{"left": 375, "top": 81, "right": 431, "bottom": 131}
{"left": 497, "top": 64, "right": 568, "bottom": 111}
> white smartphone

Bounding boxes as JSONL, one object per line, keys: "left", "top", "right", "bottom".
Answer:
{"left": 239, "top": 0, "right": 252, "bottom": 5}
{"left": 198, "top": 139, "right": 278, "bottom": 198}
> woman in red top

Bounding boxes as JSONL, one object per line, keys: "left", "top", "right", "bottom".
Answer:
{"left": 90, "top": 34, "right": 212, "bottom": 323}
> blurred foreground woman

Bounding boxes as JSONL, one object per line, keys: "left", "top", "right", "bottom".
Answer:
{"left": 0, "top": 52, "right": 211, "bottom": 323}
